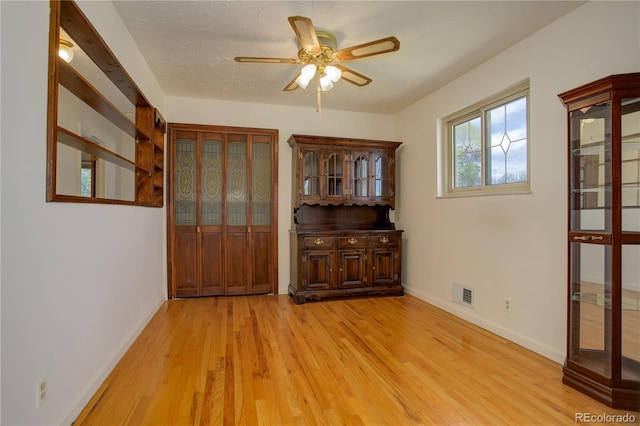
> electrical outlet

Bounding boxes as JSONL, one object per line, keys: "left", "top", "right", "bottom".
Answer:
{"left": 504, "top": 298, "right": 512, "bottom": 313}
{"left": 37, "top": 376, "right": 48, "bottom": 407}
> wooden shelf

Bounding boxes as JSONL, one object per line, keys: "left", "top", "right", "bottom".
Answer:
{"left": 60, "top": 0, "right": 151, "bottom": 108}
{"left": 57, "top": 126, "right": 142, "bottom": 173}
{"left": 57, "top": 59, "right": 151, "bottom": 141}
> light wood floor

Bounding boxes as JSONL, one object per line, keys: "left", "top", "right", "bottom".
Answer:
{"left": 74, "top": 295, "right": 638, "bottom": 425}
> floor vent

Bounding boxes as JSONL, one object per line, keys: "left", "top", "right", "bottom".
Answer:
{"left": 453, "top": 283, "right": 474, "bottom": 308}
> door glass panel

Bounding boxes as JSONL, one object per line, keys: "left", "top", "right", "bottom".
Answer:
{"left": 375, "top": 156, "right": 389, "bottom": 197}
{"left": 175, "top": 138, "right": 196, "bottom": 226}
{"left": 622, "top": 244, "right": 640, "bottom": 381}
{"left": 327, "top": 153, "right": 343, "bottom": 196}
{"left": 202, "top": 135, "right": 222, "bottom": 225}
{"left": 570, "top": 102, "right": 611, "bottom": 232}
{"left": 227, "top": 138, "right": 247, "bottom": 226}
{"left": 303, "top": 151, "right": 319, "bottom": 196}
{"left": 354, "top": 155, "right": 368, "bottom": 197}
{"left": 252, "top": 140, "right": 271, "bottom": 226}
{"left": 569, "top": 242, "right": 612, "bottom": 378}
{"left": 621, "top": 97, "right": 640, "bottom": 231}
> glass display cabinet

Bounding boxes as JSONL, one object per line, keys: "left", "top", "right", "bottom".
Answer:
{"left": 559, "top": 73, "right": 640, "bottom": 409}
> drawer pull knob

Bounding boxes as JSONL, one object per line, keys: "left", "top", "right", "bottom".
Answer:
{"left": 380, "top": 237, "right": 389, "bottom": 243}
{"left": 314, "top": 238, "right": 325, "bottom": 245}
{"left": 573, "top": 235, "right": 604, "bottom": 241}
{"left": 348, "top": 238, "right": 357, "bottom": 244}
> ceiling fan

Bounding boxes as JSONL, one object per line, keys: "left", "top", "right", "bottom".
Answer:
{"left": 234, "top": 16, "right": 400, "bottom": 94}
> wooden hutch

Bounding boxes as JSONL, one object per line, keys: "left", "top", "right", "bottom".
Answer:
{"left": 288, "top": 134, "right": 403, "bottom": 304}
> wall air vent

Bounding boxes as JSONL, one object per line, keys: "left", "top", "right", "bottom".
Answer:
{"left": 453, "top": 283, "right": 474, "bottom": 308}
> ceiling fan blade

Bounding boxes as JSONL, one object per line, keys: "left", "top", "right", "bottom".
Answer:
{"left": 336, "top": 65, "right": 372, "bottom": 87}
{"left": 288, "top": 16, "right": 321, "bottom": 55}
{"left": 283, "top": 75, "right": 300, "bottom": 91}
{"left": 234, "top": 57, "right": 298, "bottom": 64}
{"left": 335, "top": 36, "right": 400, "bottom": 62}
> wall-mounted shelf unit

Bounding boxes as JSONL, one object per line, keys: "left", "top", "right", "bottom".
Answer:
{"left": 47, "top": 0, "right": 165, "bottom": 206}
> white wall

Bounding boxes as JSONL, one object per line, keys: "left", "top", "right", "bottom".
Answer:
{"left": 395, "top": 1, "right": 640, "bottom": 363}
{"left": 166, "top": 97, "right": 396, "bottom": 295}
{"left": 1, "top": 1, "right": 166, "bottom": 425}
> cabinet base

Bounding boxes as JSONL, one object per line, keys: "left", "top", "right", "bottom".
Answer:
{"left": 562, "top": 365, "right": 640, "bottom": 410}
{"left": 288, "top": 284, "right": 404, "bottom": 305}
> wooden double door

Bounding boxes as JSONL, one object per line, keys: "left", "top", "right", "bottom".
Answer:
{"left": 167, "top": 124, "right": 278, "bottom": 298}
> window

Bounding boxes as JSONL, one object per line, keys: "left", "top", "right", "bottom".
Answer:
{"left": 441, "top": 81, "right": 530, "bottom": 197}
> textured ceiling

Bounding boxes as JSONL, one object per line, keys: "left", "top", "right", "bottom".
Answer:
{"left": 112, "top": 1, "right": 583, "bottom": 114}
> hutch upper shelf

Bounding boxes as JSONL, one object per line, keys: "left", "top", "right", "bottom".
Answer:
{"left": 288, "top": 134, "right": 401, "bottom": 209}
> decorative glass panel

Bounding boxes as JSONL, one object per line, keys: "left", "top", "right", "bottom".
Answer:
{"left": 327, "top": 153, "right": 343, "bottom": 196}
{"left": 303, "top": 151, "right": 319, "bottom": 196}
{"left": 570, "top": 101, "right": 612, "bottom": 232}
{"left": 202, "top": 137, "right": 222, "bottom": 225}
{"left": 252, "top": 141, "right": 271, "bottom": 226}
{"left": 354, "top": 155, "right": 368, "bottom": 197}
{"left": 227, "top": 139, "right": 246, "bottom": 226}
{"left": 175, "top": 138, "right": 196, "bottom": 226}
{"left": 485, "top": 96, "right": 528, "bottom": 185}
{"left": 375, "top": 156, "right": 389, "bottom": 197}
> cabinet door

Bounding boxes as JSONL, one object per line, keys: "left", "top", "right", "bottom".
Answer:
{"left": 298, "top": 148, "right": 321, "bottom": 204}
{"left": 250, "top": 136, "right": 275, "bottom": 294}
{"left": 303, "top": 250, "right": 333, "bottom": 290}
{"left": 351, "top": 152, "right": 371, "bottom": 203}
{"left": 370, "top": 247, "right": 399, "bottom": 286}
{"left": 370, "top": 233, "right": 401, "bottom": 286}
{"left": 174, "top": 132, "right": 200, "bottom": 297}
{"left": 200, "top": 134, "right": 224, "bottom": 296}
{"left": 225, "top": 135, "right": 250, "bottom": 295}
{"left": 372, "top": 150, "right": 395, "bottom": 205}
{"left": 325, "top": 150, "right": 346, "bottom": 202}
{"left": 338, "top": 249, "right": 366, "bottom": 288}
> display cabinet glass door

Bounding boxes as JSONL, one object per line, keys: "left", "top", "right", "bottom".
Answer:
{"left": 568, "top": 101, "right": 613, "bottom": 379}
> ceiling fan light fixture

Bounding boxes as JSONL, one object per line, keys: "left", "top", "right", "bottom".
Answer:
{"left": 58, "top": 39, "right": 74, "bottom": 63}
{"left": 319, "top": 74, "right": 334, "bottom": 92}
{"left": 295, "top": 74, "right": 312, "bottom": 89}
{"left": 324, "top": 65, "right": 342, "bottom": 83}
{"left": 301, "top": 64, "right": 317, "bottom": 79}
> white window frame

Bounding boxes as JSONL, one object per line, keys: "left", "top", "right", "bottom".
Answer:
{"left": 440, "top": 80, "right": 531, "bottom": 198}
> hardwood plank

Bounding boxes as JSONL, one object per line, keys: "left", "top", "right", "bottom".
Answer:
{"left": 74, "top": 295, "right": 638, "bottom": 425}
